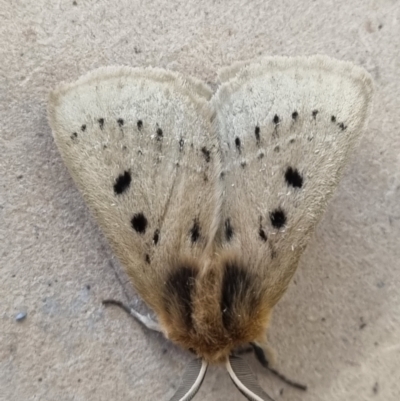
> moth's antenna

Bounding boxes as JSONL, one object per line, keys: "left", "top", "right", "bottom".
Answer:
{"left": 168, "top": 359, "right": 208, "bottom": 401}
{"left": 226, "top": 355, "right": 275, "bottom": 401}
{"left": 250, "top": 343, "right": 307, "bottom": 391}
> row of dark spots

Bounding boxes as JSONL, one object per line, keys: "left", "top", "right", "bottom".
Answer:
{"left": 71, "top": 119, "right": 143, "bottom": 139}
{"left": 223, "top": 210, "right": 287, "bottom": 245}
{"left": 246, "top": 110, "right": 346, "bottom": 145}
{"left": 97, "top": 118, "right": 143, "bottom": 131}
{"left": 72, "top": 119, "right": 209, "bottom": 159}
{"left": 130, "top": 211, "right": 198, "bottom": 261}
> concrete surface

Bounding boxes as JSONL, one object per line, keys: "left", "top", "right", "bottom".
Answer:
{"left": 1, "top": 1, "right": 399, "bottom": 400}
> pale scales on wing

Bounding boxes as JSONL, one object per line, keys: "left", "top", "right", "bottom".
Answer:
{"left": 211, "top": 57, "right": 373, "bottom": 349}
{"left": 48, "top": 66, "right": 222, "bottom": 328}
{"left": 48, "top": 56, "right": 373, "bottom": 401}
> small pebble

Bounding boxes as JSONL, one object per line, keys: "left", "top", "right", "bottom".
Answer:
{"left": 15, "top": 311, "right": 27, "bottom": 321}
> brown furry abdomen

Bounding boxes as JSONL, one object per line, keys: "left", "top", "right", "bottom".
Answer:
{"left": 157, "top": 253, "right": 273, "bottom": 363}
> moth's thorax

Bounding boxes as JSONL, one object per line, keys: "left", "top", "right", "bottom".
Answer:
{"left": 157, "top": 254, "right": 273, "bottom": 363}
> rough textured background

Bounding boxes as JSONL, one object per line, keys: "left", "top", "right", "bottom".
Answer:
{"left": 1, "top": 1, "right": 399, "bottom": 400}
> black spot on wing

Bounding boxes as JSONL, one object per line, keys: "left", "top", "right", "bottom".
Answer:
{"left": 98, "top": 118, "right": 104, "bottom": 129}
{"left": 285, "top": 167, "right": 303, "bottom": 188}
{"left": 114, "top": 170, "right": 131, "bottom": 195}
{"left": 145, "top": 254, "right": 150, "bottom": 264}
{"left": 338, "top": 122, "right": 347, "bottom": 131}
{"left": 235, "top": 137, "right": 241, "bottom": 153}
{"left": 254, "top": 126, "right": 260, "bottom": 143}
{"left": 190, "top": 219, "right": 200, "bottom": 243}
{"left": 131, "top": 213, "right": 148, "bottom": 234}
{"left": 292, "top": 111, "right": 298, "bottom": 120}
{"left": 153, "top": 229, "right": 160, "bottom": 245}
{"left": 259, "top": 216, "right": 267, "bottom": 242}
{"left": 179, "top": 138, "right": 184, "bottom": 151}
{"left": 225, "top": 218, "right": 233, "bottom": 241}
{"left": 137, "top": 120, "right": 143, "bottom": 130}
{"left": 156, "top": 127, "right": 163, "bottom": 140}
{"left": 312, "top": 110, "right": 318, "bottom": 119}
{"left": 331, "top": 115, "right": 336, "bottom": 122}
{"left": 71, "top": 132, "right": 78, "bottom": 139}
{"left": 165, "top": 266, "right": 198, "bottom": 328}
{"left": 270, "top": 208, "right": 286, "bottom": 229}
{"left": 201, "top": 147, "right": 211, "bottom": 162}
{"left": 81, "top": 124, "right": 86, "bottom": 132}
{"left": 273, "top": 114, "right": 280, "bottom": 125}
{"left": 220, "top": 262, "right": 258, "bottom": 330}
{"left": 117, "top": 118, "right": 124, "bottom": 127}
{"left": 259, "top": 227, "right": 267, "bottom": 242}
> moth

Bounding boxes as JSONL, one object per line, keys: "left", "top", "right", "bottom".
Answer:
{"left": 48, "top": 56, "right": 373, "bottom": 400}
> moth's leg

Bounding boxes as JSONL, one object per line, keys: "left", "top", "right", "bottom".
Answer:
{"left": 251, "top": 342, "right": 307, "bottom": 391}
{"left": 234, "top": 344, "right": 254, "bottom": 355}
{"left": 102, "top": 299, "right": 162, "bottom": 332}
{"left": 252, "top": 341, "right": 276, "bottom": 366}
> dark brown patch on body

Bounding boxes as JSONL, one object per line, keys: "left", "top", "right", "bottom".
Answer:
{"left": 220, "top": 262, "right": 258, "bottom": 330}
{"left": 165, "top": 266, "right": 198, "bottom": 328}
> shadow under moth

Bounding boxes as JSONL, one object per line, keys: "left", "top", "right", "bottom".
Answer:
{"left": 47, "top": 56, "right": 373, "bottom": 400}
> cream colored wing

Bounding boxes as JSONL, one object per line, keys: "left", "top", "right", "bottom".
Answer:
{"left": 212, "top": 56, "right": 373, "bottom": 307}
{"left": 48, "top": 67, "right": 221, "bottom": 318}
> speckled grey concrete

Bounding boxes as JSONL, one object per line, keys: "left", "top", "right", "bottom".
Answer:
{"left": 1, "top": 1, "right": 399, "bottom": 400}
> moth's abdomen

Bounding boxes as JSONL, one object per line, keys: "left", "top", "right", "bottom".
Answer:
{"left": 158, "top": 253, "right": 272, "bottom": 363}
